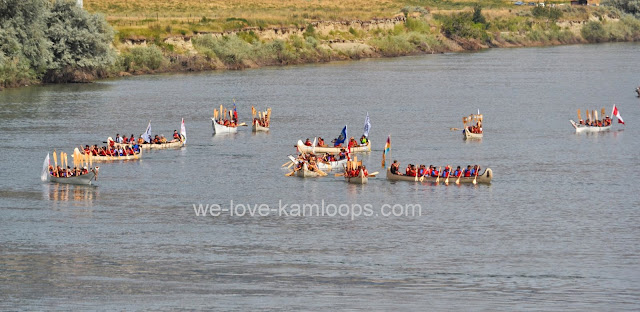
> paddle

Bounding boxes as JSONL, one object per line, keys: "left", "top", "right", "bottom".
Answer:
{"left": 282, "top": 160, "right": 292, "bottom": 167}
{"left": 450, "top": 127, "right": 461, "bottom": 131}
{"left": 285, "top": 170, "right": 295, "bottom": 177}
{"left": 369, "top": 171, "right": 379, "bottom": 177}
{"left": 473, "top": 168, "right": 479, "bottom": 185}
{"left": 445, "top": 168, "right": 450, "bottom": 184}
{"left": 577, "top": 109, "right": 581, "bottom": 121}
{"left": 435, "top": 166, "right": 441, "bottom": 183}
{"left": 456, "top": 170, "right": 462, "bottom": 185}
{"left": 287, "top": 162, "right": 295, "bottom": 169}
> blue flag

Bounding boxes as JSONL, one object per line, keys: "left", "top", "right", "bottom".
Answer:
{"left": 334, "top": 125, "right": 347, "bottom": 146}
{"left": 363, "top": 112, "right": 371, "bottom": 138}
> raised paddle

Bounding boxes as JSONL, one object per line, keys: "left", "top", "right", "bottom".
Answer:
{"left": 577, "top": 109, "right": 581, "bottom": 121}
{"left": 285, "top": 170, "right": 295, "bottom": 177}
{"left": 282, "top": 161, "right": 291, "bottom": 167}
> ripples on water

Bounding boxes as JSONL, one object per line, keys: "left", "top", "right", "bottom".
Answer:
{"left": 0, "top": 43, "right": 639, "bottom": 310}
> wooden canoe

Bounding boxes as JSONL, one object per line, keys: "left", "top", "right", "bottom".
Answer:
{"left": 252, "top": 121, "right": 269, "bottom": 132}
{"left": 346, "top": 169, "right": 368, "bottom": 184}
{"left": 295, "top": 163, "right": 326, "bottom": 178}
{"left": 113, "top": 135, "right": 185, "bottom": 150}
{"left": 89, "top": 148, "right": 142, "bottom": 162}
{"left": 463, "top": 127, "right": 483, "bottom": 139}
{"left": 569, "top": 120, "right": 611, "bottom": 133}
{"left": 296, "top": 140, "right": 371, "bottom": 154}
{"left": 49, "top": 168, "right": 99, "bottom": 185}
{"left": 212, "top": 118, "right": 238, "bottom": 134}
{"left": 386, "top": 167, "right": 492, "bottom": 184}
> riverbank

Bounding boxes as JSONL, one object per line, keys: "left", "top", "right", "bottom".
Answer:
{"left": 2, "top": 3, "right": 640, "bottom": 89}
{"left": 108, "top": 5, "right": 640, "bottom": 76}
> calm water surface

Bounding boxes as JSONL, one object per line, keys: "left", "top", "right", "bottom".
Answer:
{"left": 1, "top": 43, "right": 639, "bottom": 310}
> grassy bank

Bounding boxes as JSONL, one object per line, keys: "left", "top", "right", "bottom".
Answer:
{"left": 2, "top": 0, "right": 640, "bottom": 89}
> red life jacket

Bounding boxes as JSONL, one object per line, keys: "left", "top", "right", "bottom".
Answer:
{"left": 464, "top": 169, "right": 471, "bottom": 177}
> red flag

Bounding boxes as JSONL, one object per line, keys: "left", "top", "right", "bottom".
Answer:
{"left": 612, "top": 105, "right": 624, "bottom": 124}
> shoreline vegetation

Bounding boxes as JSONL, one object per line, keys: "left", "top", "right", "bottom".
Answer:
{"left": 1, "top": 0, "right": 640, "bottom": 90}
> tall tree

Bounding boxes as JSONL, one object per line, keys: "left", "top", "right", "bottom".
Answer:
{"left": 45, "top": 0, "right": 115, "bottom": 82}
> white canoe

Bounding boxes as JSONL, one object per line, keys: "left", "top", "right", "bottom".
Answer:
{"left": 463, "top": 127, "right": 483, "bottom": 139}
{"left": 386, "top": 167, "right": 492, "bottom": 184}
{"left": 297, "top": 140, "right": 371, "bottom": 154}
{"left": 212, "top": 118, "right": 238, "bottom": 134}
{"left": 112, "top": 135, "right": 185, "bottom": 150}
{"left": 89, "top": 149, "right": 142, "bottom": 162}
{"left": 252, "top": 121, "right": 269, "bottom": 132}
{"left": 288, "top": 155, "right": 347, "bottom": 171}
{"left": 570, "top": 120, "right": 611, "bottom": 133}
{"left": 49, "top": 168, "right": 99, "bottom": 185}
{"left": 346, "top": 170, "right": 368, "bottom": 184}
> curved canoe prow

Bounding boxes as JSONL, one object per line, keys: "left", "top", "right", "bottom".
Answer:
{"left": 386, "top": 167, "right": 492, "bottom": 184}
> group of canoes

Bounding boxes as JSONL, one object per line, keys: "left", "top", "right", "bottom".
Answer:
{"left": 43, "top": 119, "right": 187, "bottom": 185}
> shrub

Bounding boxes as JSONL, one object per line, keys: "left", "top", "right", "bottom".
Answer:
{"left": 120, "top": 45, "right": 166, "bottom": 71}
{"left": 581, "top": 20, "right": 608, "bottom": 42}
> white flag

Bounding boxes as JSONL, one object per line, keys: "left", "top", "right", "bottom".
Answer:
{"left": 180, "top": 118, "right": 187, "bottom": 143}
{"left": 363, "top": 112, "right": 371, "bottom": 138}
{"left": 312, "top": 137, "right": 317, "bottom": 154}
{"left": 41, "top": 153, "right": 50, "bottom": 181}
{"left": 143, "top": 121, "right": 152, "bottom": 143}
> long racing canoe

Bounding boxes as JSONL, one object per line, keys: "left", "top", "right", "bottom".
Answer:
{"left": 386, "top": 167, "right": 492, "bottom": 184}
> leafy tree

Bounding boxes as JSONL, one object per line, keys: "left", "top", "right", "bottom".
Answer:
{"left": 0, "top": 0, "right": 52, "bottom": 75}
{"left": 581, "top": 21, "right": 608, "bottom": 42}
{"left": 45, "top": 1, "right": 115, "bottom": 82}
{"left": 603, "top": 0, "right": 640, "bottom": 17}
{"left": 472, "top": 5, "right": 487, "bottom": 25}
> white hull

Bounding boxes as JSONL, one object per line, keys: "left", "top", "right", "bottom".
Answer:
{"left": 570, "top": 120, "right": 611, "bottom": 133}
{"left": 288, "top": 155, "right": 347, "bottom": 171}
{"left": 49, "top": 170, "right": 98, "bottom": 185}
{"left": 212, "top": 118, "right": 238, "bottom": 134}
{"left": 297, "top": 140, "right": 371, "bottom": 154}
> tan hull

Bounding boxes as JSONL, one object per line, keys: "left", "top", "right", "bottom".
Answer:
{"left": 386, "top": 167, "right": 492, "bottom": 184}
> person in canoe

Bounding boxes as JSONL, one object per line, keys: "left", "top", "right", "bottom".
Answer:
{"left": 317, "top": 137, "right": 326, "bottom": 147}
{"left": 390, "top": 160, "right": 402, "bottom": 175}
{"left": 359, "top": 135, "right": 368, "bottom": 145}
{"left": 304, "top": 138, "right": 313, "bottom": 146}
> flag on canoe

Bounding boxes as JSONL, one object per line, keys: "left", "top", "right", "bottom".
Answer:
{"left": 180, "top": 118, "right": 187, "bottom": 143}
{"left": 363, "top": 112, "right": 371, "bottom": 138}
{"left": 382, "top": 135, "right": 390, "bottom": 168}
{"left": 612, "top": 104, "right": 624, "bottom": 124}
{"left": 143, "top": 121, "right": 152, "bottom": 143}
{"left": 41, "top": 153, "right": 50, "bottom": 181}
{"left": 334, "top": 125, "right": 347, "bottom": 147}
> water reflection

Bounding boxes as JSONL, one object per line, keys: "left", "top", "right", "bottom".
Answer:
{"left": 42, "top": 183, "right": 98, "bottom": 203}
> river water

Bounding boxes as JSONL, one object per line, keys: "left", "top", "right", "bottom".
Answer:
{"left": 1, "top": 43, "right": 639, "bottom": 310}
